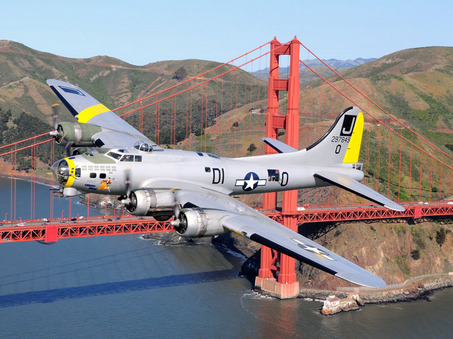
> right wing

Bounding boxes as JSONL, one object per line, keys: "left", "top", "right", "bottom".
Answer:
{"left": 154, "top": 182, "right": 386, "bottom": 288}
{"left": 47, "top": 79, "right": 162, "bottom": 150}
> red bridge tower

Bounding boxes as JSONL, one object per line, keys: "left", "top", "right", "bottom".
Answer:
{"left": 255, "top": 37, "right": 301, "bottom": 299}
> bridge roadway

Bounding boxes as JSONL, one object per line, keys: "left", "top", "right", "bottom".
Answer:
{"left": 1, "top": 202, "right": 452, "bottom": 244}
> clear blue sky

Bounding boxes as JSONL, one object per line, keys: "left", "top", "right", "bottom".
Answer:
{"left": 1, "top": 0, "right": 452, "bottom": 66}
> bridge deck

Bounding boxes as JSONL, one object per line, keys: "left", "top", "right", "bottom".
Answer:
{"left": 1, "top": 202, "right": 452, "bottom": 244}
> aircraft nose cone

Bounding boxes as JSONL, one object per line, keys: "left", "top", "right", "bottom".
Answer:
{"left": 51, "top": 159, "right": 69, "bottom": 185}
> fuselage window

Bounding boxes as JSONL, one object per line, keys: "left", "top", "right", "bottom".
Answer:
{"left": 90, "top": 173, "right": 97, "bottom": 178}
{"left": 120, "top": 155, "right": 134, "bottom": 162}
{"left": 100, "top": 173, "right": 106, "bottom": 179}
{"left": 107, "top": 151, "right": 122, "bottom": 160}
{"left": 135, "top": 155, "right": 142, "bottom": 162}
{"left": 197, "top": 152, "right": 204, "bottom": 157}
{"left": 75, "top": 168, "right": 81, "bottom": 177}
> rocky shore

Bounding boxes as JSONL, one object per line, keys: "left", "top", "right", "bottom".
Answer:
{"left": 301, "top": 274, "right": 453, "bottom": 315}
{"left": 299, "top": 274, "right": 453, "bottom": 303}
{"left": 141, "top": 230, "right": 453, "bottom": 313}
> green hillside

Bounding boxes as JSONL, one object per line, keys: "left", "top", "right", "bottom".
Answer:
{"left": 0, "top": 40, "right": 265, "bottom": 145}
{"left": 343, "top": 47, "right": 453, "bottom": 140}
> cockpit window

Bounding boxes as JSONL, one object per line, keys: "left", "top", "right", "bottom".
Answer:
{"left": 120, "top": 155, "right": 134, "bottom": 162}
{"left": 107, "top": 151, "right": 122, "bottom": 160}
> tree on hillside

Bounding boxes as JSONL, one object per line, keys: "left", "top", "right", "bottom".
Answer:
{"left": 0, "top": 107, "right": 12, "bottom": 144}
{"left": 436, "top": 227, "right": 446, "bottom": 247}
{"left": 2, "top": 112, "right": 56, "bottom": 170}
{"left": 173, "top": 67, "right": 187, "bottom": 81}
{"left": 247, "top": 143, "right": 257, "bottom": 153}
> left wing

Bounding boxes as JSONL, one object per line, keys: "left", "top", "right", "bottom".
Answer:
{"left": 159, "top": 182, "right": 386, "bottom": 288}
{"left": 47, "top": 79, "right": 161, "bottom": 150}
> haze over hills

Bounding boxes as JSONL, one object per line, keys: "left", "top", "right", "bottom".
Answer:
{"left": 253, "top": 57, "right": 376, "bottom": 74}
{"left": 251, "top": 57, "right": 376, "bottom": 83}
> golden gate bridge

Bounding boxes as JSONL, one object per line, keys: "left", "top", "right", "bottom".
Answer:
{"left": 1, "top": 38, "right": 452, "bottom": 297}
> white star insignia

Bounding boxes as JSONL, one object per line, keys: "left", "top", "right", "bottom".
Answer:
{"left": 292, "top": 238, "right": 334, "bottom": 261}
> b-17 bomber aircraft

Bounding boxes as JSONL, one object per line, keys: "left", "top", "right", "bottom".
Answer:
{"left": 48, "top": 79, "right": 404, "bottom": 288}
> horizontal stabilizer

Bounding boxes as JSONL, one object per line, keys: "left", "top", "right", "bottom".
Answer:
{"left": 262, "top": 137, "right": 298, "bottom": 153}
{"left": 314, "top": 171, "right": 405, "bottom": 212}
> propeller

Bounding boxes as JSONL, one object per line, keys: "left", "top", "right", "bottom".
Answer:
{"left": 119, "top": 169, "right": 132, "bottom": 206}
{"left": 170, "top": 188, "right": 183, "bottom": 227}
{"left": 49, "top": 103, "right": 72, "bottom": 155}
{"left": 49, "top": 104, "right": 62, "bottom": 140}
{"left": 52, "top": 104, "right": 59, "bottom": 130}
{"left": 172, "top": 188, "right": 181, "bottom": 219}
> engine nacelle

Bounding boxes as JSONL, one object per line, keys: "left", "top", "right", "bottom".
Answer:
{"left": 125, "top": 189, "right": 175, "bottom": 216}
{"left": 54, "top": 122, "right": 102, "bottom": 146}
{"left": 174, "top": 208, "right": 228, "bottom": 238}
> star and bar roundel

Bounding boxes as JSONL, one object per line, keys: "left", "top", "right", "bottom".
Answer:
{"left": 235, "top": 172, "right": 267, "bottom": 191}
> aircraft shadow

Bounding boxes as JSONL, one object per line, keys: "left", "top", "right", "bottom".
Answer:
{"left": 0, "top": 268, "right": 241, "bottom": 308}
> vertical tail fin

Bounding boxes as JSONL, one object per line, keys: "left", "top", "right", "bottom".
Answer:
{"left": 303, "top": 107, "right": 364, "bottom": 165}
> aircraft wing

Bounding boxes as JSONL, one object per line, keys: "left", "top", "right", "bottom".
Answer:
{"left": 314, "top": 171, "right": 405, "bottom": 212}
{"left": 47, "top": 79, "right": 161, "bottom": 149}
{"left": 154, "top": 182, "right": 386, "bottom": 288}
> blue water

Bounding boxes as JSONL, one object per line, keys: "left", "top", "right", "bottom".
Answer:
{"left": 1, "top": 177, "right": 452, "bottom": 338}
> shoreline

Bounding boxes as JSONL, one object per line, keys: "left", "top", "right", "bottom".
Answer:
{"left": 298, "top": 274, "right": 453, "bottom": 314}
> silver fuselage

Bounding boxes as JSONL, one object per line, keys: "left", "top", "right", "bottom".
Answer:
{"left": 52, "top": 147, "right": 364, "bottom": 197}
